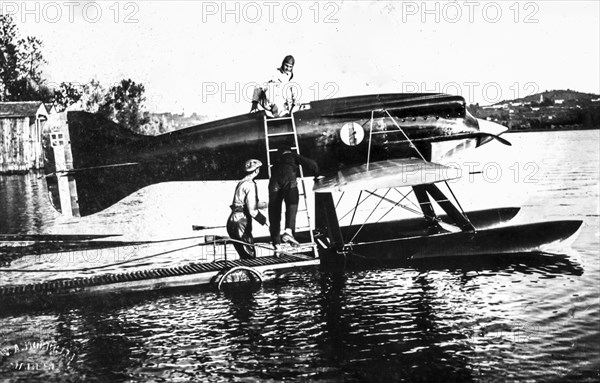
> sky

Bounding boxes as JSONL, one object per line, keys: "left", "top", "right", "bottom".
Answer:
{"left": 4, "top": 0, "right": 600, "bottom": 119}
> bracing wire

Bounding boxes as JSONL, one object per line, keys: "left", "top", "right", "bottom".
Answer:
{"left": 374, "top": 189, "right": 414, "bottom": 224}
{"left": 348, "top": 189, "right": 390, "bottom": 244}
{"left": 383, "top": 109, "right": 474, "bottom": 228}
{"left": 0, "top": 237, "right": 296, "bottom": 273}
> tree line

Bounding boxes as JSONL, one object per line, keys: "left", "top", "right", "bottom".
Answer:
{"left": 0, "top": 15, "right": 170, "bottom": 135}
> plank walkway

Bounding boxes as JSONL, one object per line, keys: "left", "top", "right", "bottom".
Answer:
{"left": 0, "top": 251, "right": 318, "bottom": 300}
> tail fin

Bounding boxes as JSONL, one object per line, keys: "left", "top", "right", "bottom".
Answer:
{"left": 43, "top": 110, "right": 262, "bottom": 217}
{"left": 43, "top": 111, "right": 153, "bottom": 217}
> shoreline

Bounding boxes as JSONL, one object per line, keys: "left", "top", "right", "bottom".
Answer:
{"left": 505, "top": 125, "right": 599, "bottom": 133}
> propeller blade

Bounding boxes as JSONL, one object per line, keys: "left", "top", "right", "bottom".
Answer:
{"left": 475, "top": 132, "right": 512, "bottom": 146}
{"left": 491, "top": 134, "right": 512, "bottom": 146}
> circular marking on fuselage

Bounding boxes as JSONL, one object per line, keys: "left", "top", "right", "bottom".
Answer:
{"left": 340, "top": 122, "right": 364, "bottom": 146}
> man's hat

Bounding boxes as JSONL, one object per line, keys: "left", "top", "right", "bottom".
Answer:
{"left": 245, "top": 159, "right": 262, "bottom": 172}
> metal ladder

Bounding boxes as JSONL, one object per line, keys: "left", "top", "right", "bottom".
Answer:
{"left": 263, "top": 113, "right": 318, "bottom": 257}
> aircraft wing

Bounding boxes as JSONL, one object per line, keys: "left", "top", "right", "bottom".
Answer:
{"left": 313, "top": 158, "right": 460, "bottom": 193}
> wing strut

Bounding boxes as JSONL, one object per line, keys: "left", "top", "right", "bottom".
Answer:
{"left": 362, "top": 109, "right": 475, "bottom": 230}
{"left": 413, "top": 184, "right": 475, "bottom": 232}
{"left": 315, "top": 192, "right": 345, "bottom": 251}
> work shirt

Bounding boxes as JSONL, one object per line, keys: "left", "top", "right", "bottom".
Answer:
{"left": 252, "top": 68, "right": 295, "bottom": 106}
{"left": 230, "top": 176, "right": 261, "bottom": 219}
{"left": 270, "top": 151, "right": 319, "bottom": 187}
{"left": 268, "top": 67, "right": 293, "bottom": 85}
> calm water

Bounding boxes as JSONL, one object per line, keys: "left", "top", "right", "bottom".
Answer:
{"left": 0, "top": 130, "right": 598, "bottom": 382}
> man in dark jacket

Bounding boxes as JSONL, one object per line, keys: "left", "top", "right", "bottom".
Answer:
{"left": 268, "top": 148, "right": 319, "bottom": 248}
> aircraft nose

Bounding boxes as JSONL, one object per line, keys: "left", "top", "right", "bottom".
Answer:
{"left": 477, "top": 118, "right": 508, "bottom": 146}
{"left": 478, "top": 118, "right": 507, "bottom": 136}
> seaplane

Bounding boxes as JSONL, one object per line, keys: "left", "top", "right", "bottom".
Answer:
{"left": 0, "top": 93, "right": 583, "bottom": 310}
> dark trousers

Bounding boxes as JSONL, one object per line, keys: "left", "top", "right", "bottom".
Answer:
{"left": 226, "top": 212, "right": 255, "bottom": 259}
{"left": 268, "top": 182, "right": 299, "bottom": 245}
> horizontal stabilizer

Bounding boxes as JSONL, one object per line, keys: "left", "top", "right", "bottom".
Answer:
{"left": 313, "top": 158, "right": 460, "bottom": 193}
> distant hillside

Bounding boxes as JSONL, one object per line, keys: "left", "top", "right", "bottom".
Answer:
{"left": 496, "top": 89, "right": 599, "bottom": 106}
{"left": 469, "top": 89, "right": 600, "bottom": 132}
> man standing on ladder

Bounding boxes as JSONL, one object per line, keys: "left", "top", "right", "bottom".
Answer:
{"left": 269, "top": 148, "right": 319, "bottom": 249}
{"left": 250, "top": 55, "right": 296, "bottom": 117}
{"left": 227, "top": 159, "right": 268, "bottom": 260}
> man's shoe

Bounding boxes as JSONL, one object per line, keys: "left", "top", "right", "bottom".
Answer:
{"left": 281, "top": 232, "right": 300, "bottom": 246}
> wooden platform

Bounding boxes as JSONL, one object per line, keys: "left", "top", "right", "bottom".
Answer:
{"left": 0, "top": 249, "right": 319, "bottom": 307}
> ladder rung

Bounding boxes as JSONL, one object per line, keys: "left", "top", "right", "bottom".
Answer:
{"left": 264, "top": 112, "right": 316, "bottom": 247}
{"left": 267, "top": 116, "right": 293, "bottom": 122}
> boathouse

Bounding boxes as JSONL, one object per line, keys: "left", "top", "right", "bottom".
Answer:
{"left": 0, "top": 101, "right": 48, "bottom": 173}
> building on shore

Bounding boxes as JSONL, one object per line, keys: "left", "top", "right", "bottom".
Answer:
{"left": 0, "top": 101, "right": 49, "bottom": 173}
{"left": 44, "top": 103, "right": 58, "bottom": 115}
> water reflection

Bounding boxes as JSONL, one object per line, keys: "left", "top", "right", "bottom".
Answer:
{"left": 50, "top": 307, "right": 145, "bottom": 382}
{"left": 0, "top": 173, "right": 56, "bottom": 234}
{"left": 318, "top": 271, "right": 347, "bottom": 367}
{"left": 0, "top": 253, "right": 595, "bottom": 382}
{"left": 316, "top": 270, "right": 476, "bottom": 382}
{"left": 407, "top": 252, "right": 585, "bottom": 278}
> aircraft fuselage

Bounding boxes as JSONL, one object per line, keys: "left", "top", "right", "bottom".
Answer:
{"left": 44, "top": 93, "right": 499, "bottom": 216}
